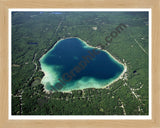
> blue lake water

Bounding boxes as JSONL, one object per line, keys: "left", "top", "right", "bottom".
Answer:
{"left": 40, "top": 37, "right": 124, "bottom": 92}
{"left": 51, "top": 12, "right": 62, "bottom": 14}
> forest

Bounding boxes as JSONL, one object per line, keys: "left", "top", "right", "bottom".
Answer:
{"left": 12, "top": 11, "right": 149, "bottom": 115}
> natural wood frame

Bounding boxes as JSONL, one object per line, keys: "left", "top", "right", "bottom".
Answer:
{"left": 0, "top": 0, "right": 160, "bottom": 127}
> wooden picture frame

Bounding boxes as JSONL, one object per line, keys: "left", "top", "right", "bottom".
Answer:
{"left": 0, "top": 0, "right": 160, "bottom": 127}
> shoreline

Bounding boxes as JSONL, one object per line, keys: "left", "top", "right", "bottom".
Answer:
{"left": 39, "top": 37, "right": 127, "bottom": 94}
{"left": 57, "top": 64, "right": 127, "bottom": 93}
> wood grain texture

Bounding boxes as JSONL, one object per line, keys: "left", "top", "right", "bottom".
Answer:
{"left": 0, "top": 0, "right": 160, "bottom": 127}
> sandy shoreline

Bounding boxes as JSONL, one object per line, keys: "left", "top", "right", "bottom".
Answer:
{"left": 39, "top": 37, "right": 127, "bottom": 94}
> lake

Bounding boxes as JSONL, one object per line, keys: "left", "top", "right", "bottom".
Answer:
{"left": 40, "top": 37, "right": 124, "bottom": 92}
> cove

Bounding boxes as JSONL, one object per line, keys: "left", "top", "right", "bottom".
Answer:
{"left": 40, "top": 37, "right": 125, "bottom": 92}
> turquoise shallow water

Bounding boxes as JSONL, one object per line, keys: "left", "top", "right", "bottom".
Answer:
{"left": 40, "top": 37, "right": 124, "bottom": 92}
